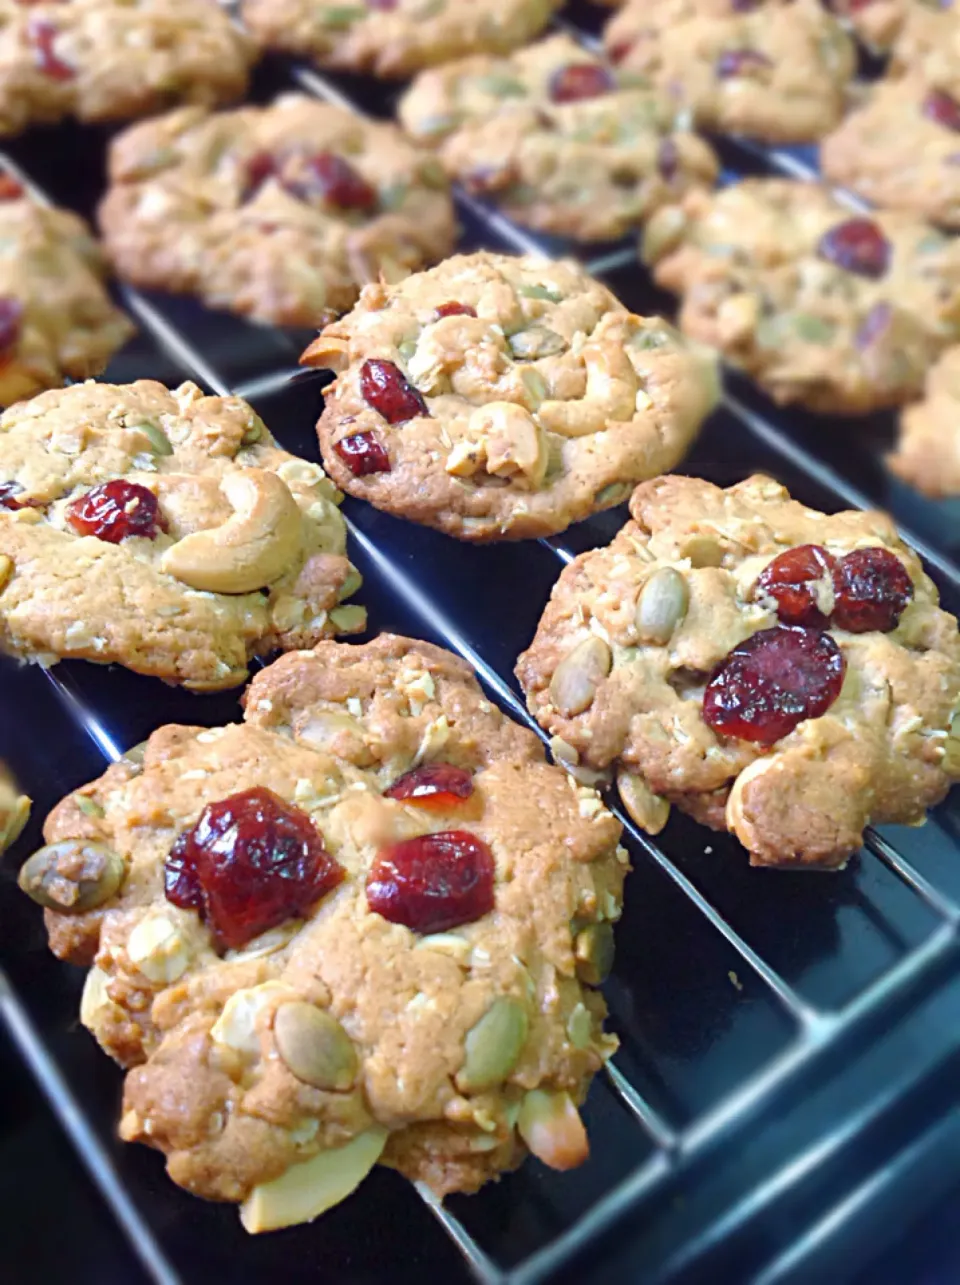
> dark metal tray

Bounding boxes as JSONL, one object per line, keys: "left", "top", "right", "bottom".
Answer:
{"left": 3, "top": 9, "right": 960, "bottom": 1284}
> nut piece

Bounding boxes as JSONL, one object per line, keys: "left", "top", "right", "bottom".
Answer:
{"left": 211, "top": 982, "right": 293, "bottom": 1056}
{"left": 80, "top": 965, "right": 122, "bottom": 1038}
{"left": 0, "top": 777, "right": 30, "bottom": 854}
{"left": 943, "top": 712, "right": 960, "bottom": 776}
{"left": 635, "top": 568, "right": 689, "bottom": 645}
{"left": 457, "top": 996, "right": 529, "bottom": 1093}
{"left": 161, "top": 469, "right": 303, "bottom": 594}
{"left": 549, "top": 637, "right": 612, "bottom": 717}
{"left": 126, "top": 915, "right": 192, "bottom": 984}
{"left": 239, "top": 1127, "right": 389, "bottom": 1234}
{"left": 0, "top": 554, "right": 13, "bottom": 593}
{"left": 18, "top": 840, "right": 125, "bottom": 913}
{"left": 518, "top": 1089, "right": 589, "bottom": 1171}
{"left": 617, "top": 769, "right": 670, "bottom": 835}
{"left": 274, "top": 1002, "right": 358, "bottom": 1091}
{"left": 574, "top": 922, "right": 615, "bottom": 986}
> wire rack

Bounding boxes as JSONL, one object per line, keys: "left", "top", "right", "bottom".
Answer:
{"left": 2, "top": 7, "right": 960, "bottom": 1285}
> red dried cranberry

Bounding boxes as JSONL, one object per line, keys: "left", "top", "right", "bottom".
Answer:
{"left": 831, "top": 547, "right": 913, "bottom": 633}
{"left": 366, "top": 0, "right": 398, "bottom": 8}
{"left": 0, "top": 297, "right": 23, "bottom": 353}
{"left": 755, "top": 544, "right": 837, "bottom": 627}
{"left": 0, "top": 481, "right": 25, "bottom": 511}
{"left": 65, "top": 480, "right": 166, "bottom": 543}
{"left": 165, "top": 786, "right": 344, "bottom": 950}
{"left": 923, "top": 88, "right": 960, "bottom": 132}
{"left": 333, "top": 430, "right": 391, "bottom": 476}
{"left": 302, "top": 153, "right": 376, "bottom": 211}
{"left": 384, "top": 764, "right": 474, "bottom": 812}
{"left": 607, "top": 39, "right": 634, "bottom": 64}
{"left": 242, "top": 150, "right": 278, "bottom": 201}
{"left": 366, "top": 830, "right": 494, "bottom": 934}
{"left": 818, "top": 218, "right": 891, "bottom": 280}
{"left": 703, "top": 625, "right": 845, "bottom": 744}
{"left": 548, "top": 63, "right": 615, "bottom": 104}
{"left": 434, "top": 302, "right": 477, "bottom": 320}
{"left": 657, "top": 138, "right": 679, "bottom": 181}
{"left": 715, "top": 48, "right": 772, "bottom": 78}
{"left": 0, "top": 175, "right": 23, "bottom": 200}
{"left": 360, "top": 358, "right": 428, "bottom": 424}
{"left": 28, "top": 19, "right": 74, "bottom": 80}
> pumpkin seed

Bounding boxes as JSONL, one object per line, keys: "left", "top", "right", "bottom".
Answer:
{"left": 635, "top": 567, "right": 688, "bottom": 644}
{"left": 319, "top": 5, "right": 365, "bottom": 28}
{"left": 474, "top": 73, "right": 527, "bottom": 98}
{"left": 593, "top": 482, "right": 631, "bottom": 508}
{"left": 516, "top": 283, "right": 563, "bottom": 303}
{"left": 76, "top": 795, "right": 105, "bottom": 819}
{"left": 574, "top": 922, "right": 615, "bottom": 986}
{"left": 18, "top": 840, "right": 125, "bottom": 913}
{"left": 457, "top": 997, "right": 528, "bottom": 1092}
{"left": 508, "top": 326, "right": 567, "bottom": 360}
{"left": 548, "top": 637, "right": 612, "bottom": 717}
{"left": 617, "top": 769, "right": 670, "bottom": 835}
{"left": 274, "top": 1002, "right": 358, "bottom": 1091}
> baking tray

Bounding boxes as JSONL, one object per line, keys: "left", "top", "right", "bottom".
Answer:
{"left": 3, "top": 8, "right": 960, "bottom": 1284}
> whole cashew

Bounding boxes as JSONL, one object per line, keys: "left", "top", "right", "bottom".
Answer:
{"left": 161, "top": 469, "right": 303, "bottom": 594}
{"left": 536, "top": 343, "right": 638, "bottom": 438}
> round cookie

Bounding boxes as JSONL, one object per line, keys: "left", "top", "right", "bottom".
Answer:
{"left": 302, "top": 252, "right": 720, "bottom": 542}
{"left": 890, "top": 345, "right": 960, "bottom": 496}
{"left": 643, "top": 178, "right": 960, "bottom": 414}
{"left": 0, "top": 0, "right": 255, "bottom": 135}
{"left": 23, "top": 634, "right": 626, "bottom": 1227}
{"left": 0, "top": 379, "right": 365, "bottom": 690}
{"left": 98, "top": 95, "right": 458, "bottom": 328}
{"left": 891, "top": 3, "right": 960, "bottom": 91}
{"left": 0, "top": 175, "right": 133, "bottom": 406}
{"left": 825, "top": 0, "right": 908, "bottom": 53}
{"left": 239, "top": 0, "right": 561, "bottom": 80}
{"left": 603, "top": 0, "right": 856, "bottom": 144}
{"left": 516, "top": 474, "right": 960, "bottom": 869}
{"left": 398, "top": 32, "right": 720, "bottom": 241}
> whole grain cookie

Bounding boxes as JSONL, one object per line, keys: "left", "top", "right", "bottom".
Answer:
{"left": 0, "top": 176, "right": 133, "bottom": 406}
{"left": 0, "top": 379, "right": 365, "bottom": 690}
{"left": 98, "top": 95, "right": 458, "bottom": 328}
{"left": 516, "top": 474, "right": 960, "bottom": 868}
{"left": 22, "top": 634, "right": 626, "bottom": 1227}
{"left": 825, "top": 0, "right": 908, "bottom": 52}
{"left": 890, "top": 345, "right": 960, "bottom": 496}
{"left": 302, "top": 252, "right": 720, "bottom": 542}
{"left": 240, "top": 0, "right": 560, "bottom": 80}
{"left": 398, "top": 33, "right": 719, "bottom": 241}
{"left": 0, "top": 0, "right": 255, "bottom": 135}
{"left": 603, "top": 0, "right": 856, "bottom": 143}
{"left": 643, "top": 178, "right": 960, "bottom": 414}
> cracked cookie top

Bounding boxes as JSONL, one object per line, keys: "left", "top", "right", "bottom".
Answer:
{"left": 0, "top": 0, "right": 255, "bottom": 135}
{"left": 516, "top": 474, "right": 960, "bottom": 869}
{"left": 25, "top": 634, "right": 625, "bottom": 1228}
{"left": 239, "top": 0, "right": 561, "bottom": 80}
{"left": 890, "top": 345, "right": 960, "bottom": 496}
{"left": 302, "top": 251, "right": 720, "bottom": 542}
{"left": 643, "top": 178, "right": 960, "bottom": 414}
{"left": 398, "top": 32, "right": 720, "bottom": 241}
{"left": 98, "top": 95, "right": 458, "bottom": 328}
{"left": 0, "top": 379, "right": 365, "bottom": 689}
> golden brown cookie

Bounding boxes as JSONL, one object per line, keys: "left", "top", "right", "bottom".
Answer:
{"left": 22, "top": 634, "right": 626, "bottom": 1228}
{"left": 0, "top": 379, "right": 365, "bottom": 690}
{"left": 98, "top": 95, "right": 458, "bottom": 328}
{"left": 826, "top": 0, "right": 908, "bottom": 53}
{"left": 303, "top": 252, "right": 720, "bottom": 542}
{"left": 890, "top": 345, "right": 960, "bottom": 496}
{"left": 516, "top": 474, "right": 960, "bottom": 869}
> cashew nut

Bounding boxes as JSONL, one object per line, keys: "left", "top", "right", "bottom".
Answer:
{"left": 536, "top": 344, "right": 637, "bottom": 438}
{"left": 161, "top": 469, "right": 303, "bottom": 594}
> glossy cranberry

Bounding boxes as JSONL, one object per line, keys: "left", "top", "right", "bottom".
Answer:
{"left": 301, "top": 153, "right": 376, "bottom": 211}
{"left": 366, "top": 830, "right": 495, "bottom": 934}
{"left": 165, "top": 786, "right": 344, "bottom": 950}
{"left": 715, "top": 48, "right": 772, "bottom": 78}
{"left": 548, "top": 63, "right": 615, "bottom": 104}
{"left": 360, "top": 358, "right": 428, "bottom": 424}
{"left": 0, "top": 297, "right": 23, "bottom": 353}
{"left": 607, "top": 39, "right": 634, "bottom": 64}
{"left": 0, "top": 481, "right": 25, "bottom": 511}
{"left": 28, "top": 19, "right": 74, "bottom": 80}
{"left": 657, "top": 138, "right": 679, "bottom": 181}
{"left": 923, "top": 88, "right": 960, "bottom": 132}
{"left": 755, "top": 544, "right": 837, "bottom": 627}
{"left": 65, "top": 480, "right": 166, "bottom": 543}
{"left": 434, "top": 302, "right": 477, "bottom": 319}
{"left": 0, "top": 175, "right": 23, "bottom": 200}
{"left": 242, "top": 150, "right": 278, "bottom": 200}
{"left": 818, "top": 218, "right": 891, "bottom": 279}
{"left": 831, "top": 547, "right": 913, "bottom": 633}
{"left": 384, "top": 764, "right": 474, "bottom": 812}
{"left": 703, "top": 626, "right": 845, "bottom": 744}
{"left": 333, "top": 430, "right": 391, "bottom": 476}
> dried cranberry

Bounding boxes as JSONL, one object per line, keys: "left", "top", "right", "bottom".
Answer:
{"left": 366, "top": 830, "right": 494, "bottom": 934}
{"left": 242, "top": 150, "right": 278, "bottom": 201}
{"left": 607, "top": 39, "right": 634, "bottom": 64}
{"left": 28, "top": 19, "right": 74, "bottom": 80}
{"left": 65, "top": 480, "right": 166, "bottom": 543}
{"left": 0, "top": 481, "right": 25, "bottom": 511}
{"left": 384, "top": 764, "right": 474, "bottom": 812}
{"left": 165, "top": 786, "right": 344, "bottom": 950}
{"left": 755, "top": 544, "right": 837, "bottom": 627}
{"left": 360, "top": 358, "right": 428, "bottom": 424}
{"left": 715, "top": 48, "right": 772, "bottom": 78}
{"left": 703, "top": 625, "right": 845, "bottom": 744}
{"left": 923, "top": 88, "right": 960, "bottom": 132}
{"left": 0, "top": 175, "right": 23, "bottom": 200}
{"left": 657, "top": 138, "right": 679, "bottom": 181}
{"left": 831, "top": 547, "right": 913, "bottom": 633}
{"left": 333, "top": 430, "right": 391, "bottom": 476}
{"left": 0, "top": 297, "right": 23, "bottom": 353}
{"left": 548, "top": 63, "right": 615, "bottom": 104}
{"left": 818, "top": 218, "right": 891, "bottom": 280}
{"left": 366, "top": 0, "right": 398, "bottom": 8}
{"left": 434, "top": 302, "right": 477, "bottom": 320}
{"left": 300, "top": 153, "right": 376, "bottom": 211}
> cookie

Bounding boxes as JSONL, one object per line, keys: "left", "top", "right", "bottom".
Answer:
{"left": 516, "top": 474, "right": 960, "bottom": 868}
{"left": 21, "top": 634, "right": 626, "bottom": 1226}
{"left": 0, "top": 0, "right": 254, "bottom": 135}
{"left": 0, "top": 379, "right": 366, "bottom": 690}
{"left": 98, "top": 95, "right": 458, "bottom": 328}
{"left": 890, "top": 3, "right": 960, "bottom": 89}
{"left": 890, "top": 345, "right": 960, "bottom": 496}
{"left": 398, "top": 32, "right": 720, "bottom": 241}
{"left": 239, "top": 0, "right": 560, "bottom": 80}
{"left": 825, "top": 0, "right": 907, "bottom": 52}
{"left": 603, "top": 0, "right": 856, "bottom": 143}
{"left": 302, "top": 252, "right": 720, "bottom": 542}
{"left": 0, "top": 176, "right": 133, "bottom": 406}
{"left": 643, "top": 178, "right": 960, "bottom": 414}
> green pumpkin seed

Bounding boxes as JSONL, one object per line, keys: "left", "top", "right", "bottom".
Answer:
{"left": 242, "top": 418, "right": 264, "bottom": 445}
{"left": 791, "top": 314, "right": 837, "bottom": 344}
{"left": 379, "top": 183, "right": 409, "bottom": 212}
{"left": 474, "top": 73, "right": 527, "bottom": 98}
{"left": 329, "top": 604, "right": 367, "bottom": 633}
{"left": 516, "top": 283, "right": 563, "bottom": 303}
{"left": 133, "top": 422, "right": 173, "bottom": 456}
{"left": 418, "top": 158, "right": 448, "bottom": 189}
{"left": 636, "top": 567, "right": 688, "bottom": 644}
{"left": 917, "top": 232, "right": 948, "bottom": 255}
{"left": 274, "top": 1002, "right": 358, "bottom": 1091}
{"left": 521, "top": 368, "right": 548, "bottom": 408}
{"left": 574, "top": 922, "right": 615, "bottom": 986}
{"left": 549, "top": 636, "right": 612, "bottom": 717}
{"left": 508, "top": 326, "right": 567, "bottom": 360}
{"left": 337, "top": 566, "right": 363, "bottom": 602}
{"left": 594, "top": 482, "right": 631, "bottom": 508}
{"left": 631, "top": 327, "right": 672, "bottom": 350}
{"left": 18, "top": 840, "right": 126, "bottom": 913}
{"left": 457, "top": 997, "right": 528, "bottom": 1092}
{"left": 76, "top": 796, "right": 105, "bottom": 819}
{"left": 320, "top": 5, "right": 365, "bottom": 28}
